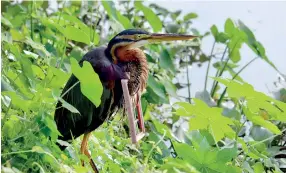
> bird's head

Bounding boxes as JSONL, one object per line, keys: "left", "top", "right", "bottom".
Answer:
{"left": 106, "top": 29, "right": 197, "bottom": 63}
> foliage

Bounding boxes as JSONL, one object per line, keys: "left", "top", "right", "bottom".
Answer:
{"left": 1, "top": 1, "right": 286, "bottom": 173}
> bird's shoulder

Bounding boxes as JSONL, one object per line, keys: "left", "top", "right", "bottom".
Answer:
{"left": 80, "top": 46, "right": 128, "bottom": 81}
{"left": 80, "top": 46, "right": 111, "bottom": 66}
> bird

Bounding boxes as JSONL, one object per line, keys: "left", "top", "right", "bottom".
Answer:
{"left": 54, "top": 29, "right": 196, "bottom": 172}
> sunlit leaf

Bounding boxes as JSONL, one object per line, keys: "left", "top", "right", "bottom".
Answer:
{"left": 134, "top": 1, "right": 162, "bottom": 32}
{"left": 10, "top": 29, "right": 24, "bottom": 41}
{"left": 224, "top": 18, "right": 235, "bottom": 36}
{"left": 62, "top": 26, "right": 90, "bottom": 45}
{"left": 58, "top": 97, "right": 80, "bottom": 114}
{"left": 184, "top": 13, "right": 198, "bottom": 21}
{"left": 1, "top": 15, "right": 13, "bottom": 28}
{"left": 70, "top": 58, "right": 103, "bottom": 107}
{"left": 175, "top": 99, "right": 235, "bottom": 141}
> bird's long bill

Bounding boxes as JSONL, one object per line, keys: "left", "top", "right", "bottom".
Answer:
{"left": 128, "top": 33, "right": 197, "bottom": 49}
{"left": 148, "top": 33, "right": 197, "bottom": 43}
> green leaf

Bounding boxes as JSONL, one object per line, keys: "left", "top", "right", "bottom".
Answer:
{"left": 217, "top": 32, "right": 229, "bottom": 43}
{"left": 61, "top": 14, "right": 87, "bottom": 29}
{"left": 253, "top": 162, "right": 264, "bottom": 173}
{"left": 10, "top": 29, "right": 24, "bottom": 41}
{"left": 160, "top": 158, "right": 200, "bottom": 173}
{"left": 58, "top": 97, "right": 81, "bottom": 114}
{"left": 238, "top": 20, "right": 256, "bottom": 46}
{"left": 175, "top": 99, "right": 235, "bottom": 141}
{"left": 70, "top": 58, "right": 103, "bottom": 107}
{"left": 183, "top": 13, "right": 198, "bottom": 21}
{"left": 3, "top": 91, "right": 31, "bottom": 112}
{"left": 116, "top": 11, "right": 133, "bottom": 29}
{"left": 159, "top": 49, "right": 175, "bottom": 73}
{"left": 243, "top": 108, "right": 281, "bottom": 134}
{"left": 210, "top": 25, "right": 218, "bottom": 39}
{"left": 134, "top": 2, "right": 162, "bottom": 32}
{"left": 31, "top": 65, "right": 45, "bottom": 79}
{"left": 217, "top": 146, "right": 238, "bottom": 163}
{"left": 61, "top": 26, "right": 90, "bottom": 45}
{"left": 145, "top": 75, "right": 169, "bottom": 104}
{"left": 24, "top": 37, "right": 51, "bottom": 57}
{"left": 173, "top": 139, "right": 241, "bottom": 173}
{"left": 152, "top": 119, "right": 173, "bottom": 139}
{"left": 2, "top": 115, "right": 23, "bottom": 139}
{"left": 1, "top": 15, "right": 13, "bottom": 28}
{"left": 166, "top": 23, "right": 180, "bottom": 33}
{"left": 224, "top": 18, "right": 235, "bottom": 36}
{"left": 102, "top": 1, "right": 133, "bottom": 29}
{"left": 32, "top": 146, "right": 45, "bottom": 153}
{"left": 228, "top": 35, "right": 243, "bottom": 62}
{"left": 162, "top": 80, "right": 177, "bottom": 97}
{"left": 213, "top": 78, "right": 286, "bottom": 130}
{"left": 102, "top": 1, "right": 118, "bottom": 20}
{"left": 238, "top": 20, "right": 277, "bottom": 70}
{"left": 210, "top": 25, "right": 229, "bottom": 43}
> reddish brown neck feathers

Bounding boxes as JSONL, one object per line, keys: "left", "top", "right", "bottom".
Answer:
{"left": 116, "top": 48, "right": 148, "bottom": 93}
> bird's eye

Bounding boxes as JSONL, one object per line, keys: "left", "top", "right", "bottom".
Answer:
{"left": 135, "top": 35, "right": 141, "bottom": 40}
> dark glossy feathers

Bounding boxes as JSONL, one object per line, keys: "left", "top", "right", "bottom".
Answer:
{"left": 54, "top": 46, "right": 125, "bottom": 149}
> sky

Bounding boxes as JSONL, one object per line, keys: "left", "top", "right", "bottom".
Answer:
{"left": 153, "top": 1, "right": 286, "bottom": 96}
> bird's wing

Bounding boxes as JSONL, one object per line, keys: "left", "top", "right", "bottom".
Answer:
{"left": 54, "top": 46, "right": 125, "bottom": 142}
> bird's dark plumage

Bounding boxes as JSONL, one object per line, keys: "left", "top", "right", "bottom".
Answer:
{"left": 54, "top": 47, "right": 125, "bottom": 148}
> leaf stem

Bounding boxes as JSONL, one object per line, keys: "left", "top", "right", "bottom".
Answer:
{"left": 144, "top": 130, "right": 166, "bottom": 171}
{"left": 61, "top": 80, "right": 80, "bottom": 98}
{"left": 204, "top": 41, "right": 216, "bottom": 91}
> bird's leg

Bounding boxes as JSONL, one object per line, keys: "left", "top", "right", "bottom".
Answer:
{"left": 135, "top": 92, "right": 145, "bottom": 132}
{"left": 80, "top": 132, "right": 99, "bottom": 173}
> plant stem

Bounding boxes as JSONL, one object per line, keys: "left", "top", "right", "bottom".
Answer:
{"left": 210, "top": 46, "right": 228, "bottom": 97}
{"left": 58, "top": 38, "right": 67, "bottom": 68}
{"left": 144, "top": 131, "right": 166, "bottom": 171}
{"left": 204, "top": 41, "right": 216, "bottom": 91}
{"left": 186, "top": 55, "right": 191, "bottom": 103}
{"left": 1, "top": 150, "right": 33, "bottom": 156}
{"left": 30, "top": 1, "right": 34, "bottom": 40}
{"left": 211, "top": 57, "right": 230, "bottom": 97}
{"left": 52, "top": 0, "right": 66, "bottom": 46}
{"left": 217, "top": 57, "right": 259, "bottom": 106}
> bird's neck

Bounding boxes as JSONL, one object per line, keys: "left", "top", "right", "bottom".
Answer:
{"left": 115, "top": 47, "right": 144, "bottom": 62}
{"left": 116, "top": 48, "right": 148, "bottom": 94}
